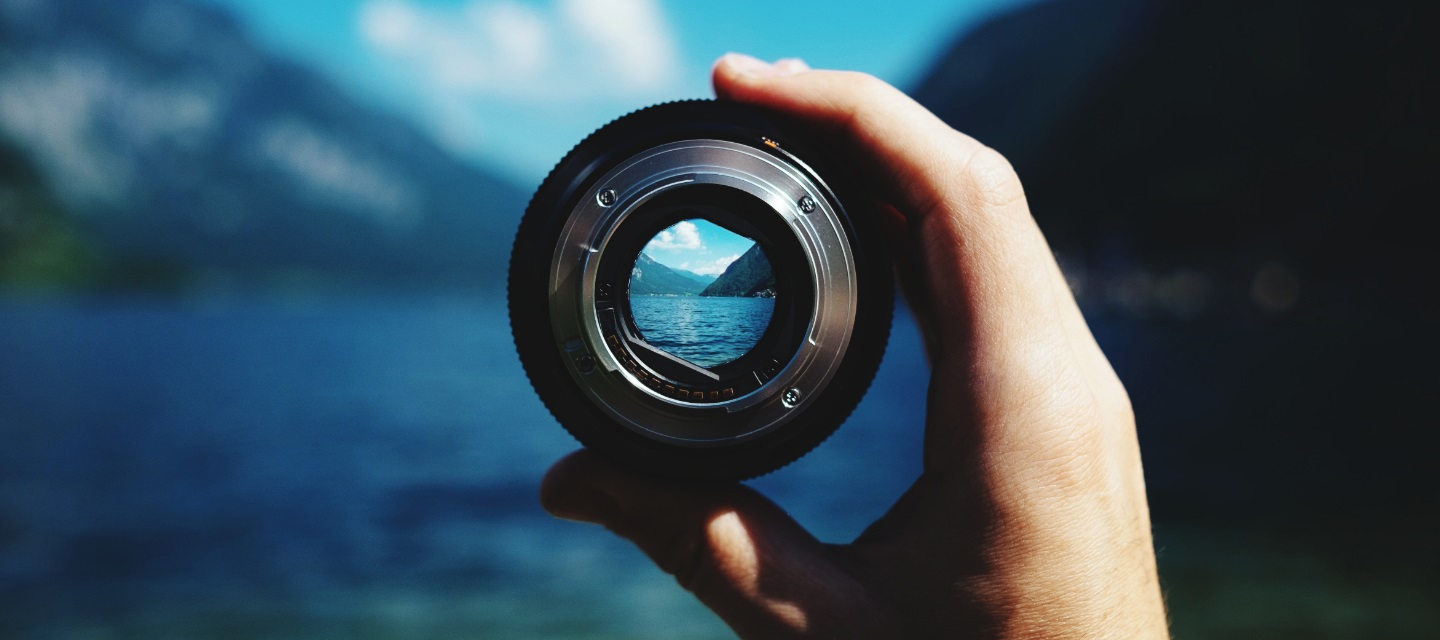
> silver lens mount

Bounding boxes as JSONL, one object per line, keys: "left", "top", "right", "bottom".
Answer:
{"left": 548, "top": 139, "right": 858, "bottom": 445}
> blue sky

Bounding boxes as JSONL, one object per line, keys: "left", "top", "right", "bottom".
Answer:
{"left": 202, "top": 0, "right": 1034, "bottom": 187}
{"left": 643, "top": 218, "right": 754, "bottom": 276}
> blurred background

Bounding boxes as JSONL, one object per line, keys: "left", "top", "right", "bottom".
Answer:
{"left": 1, "top": 0, "right": 1434, "bottom": 637}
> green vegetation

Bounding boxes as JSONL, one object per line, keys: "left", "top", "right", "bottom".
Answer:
{"left": 0, "top": 139, "right": 104, "bottom": 289}
{"left": 700, "top": 244, "right": 774, "bottom": 298}
{"left": 0, "top": 138, "right": 191, "bottom": 293}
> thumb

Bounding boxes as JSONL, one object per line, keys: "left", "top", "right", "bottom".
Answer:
{"left": 540, "top": 450, "right": 886, "bottom": 638}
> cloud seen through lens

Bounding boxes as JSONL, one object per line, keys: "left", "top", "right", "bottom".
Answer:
{"left": 643, "top": 219, "right": 755, "bottom": 278}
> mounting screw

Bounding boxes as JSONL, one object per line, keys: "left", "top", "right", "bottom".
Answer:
{"left": 782, "top": 387, "right": 801, "bottom": 407}
{"left": 577, "top": 354, "right": 596, "bottom": 374}
{"left": 597, "top": 282, "right": 613, "bottom": 301}
{"left": 797, "top": 195, "right": 816, "bottom": 213}
{"left": 597, "top": 189, "right": 617, "bottom": 207}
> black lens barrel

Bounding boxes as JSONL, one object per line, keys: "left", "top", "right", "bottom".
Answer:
{"left": 508, "top": 100, "right": 892, "bottom": 480}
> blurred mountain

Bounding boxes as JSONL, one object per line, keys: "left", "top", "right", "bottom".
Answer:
{"left": 700, "top": 243, "right": 773, "bottom": 298}
{"left": 0, "top": 134, "right": 113, "bottom": 290}
{"left": 913, "top": 0, "right": 1434, "bottom": 522}
{"left": 0, "top": 0, "right": 526, "bottom": 293}
{"left": 628, "top": 252, "right": 708, "bottom": 296}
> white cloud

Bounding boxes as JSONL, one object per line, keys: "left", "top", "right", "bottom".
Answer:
{"left": 472, "top": 2, "right": 549, "bottom": 76}
{"left": 688, "top": 254, "right": 740, "bottom": 277}
{"left": 558, "top": 0, "right": 676, "bottom": 91}
{"left": 357, "top": 0, "right": 677, "bottom": 101}
{"left": 360, "top": 0, "right": 419, "bottom": 51}
{"left": 645, "top": 220, "right": 703, "bottom": 252}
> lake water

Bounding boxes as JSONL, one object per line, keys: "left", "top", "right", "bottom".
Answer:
{"left": 1, "top": 295, "right": 1429, "bottom": 638}
{"left": 629, "top": 296, "right": 774, "bottom": 368}
{"left": 0, "top": 294, "right": 926, "bottom": 639}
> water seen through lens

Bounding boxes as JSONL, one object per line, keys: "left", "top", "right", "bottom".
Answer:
{"left": 629, "top": 296, "right": 774, "bottom": 368}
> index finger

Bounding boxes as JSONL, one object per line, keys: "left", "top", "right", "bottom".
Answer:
{"left": 712, "top": 54, "right": 1074, "bottom": 367}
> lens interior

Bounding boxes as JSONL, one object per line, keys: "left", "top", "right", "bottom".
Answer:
{"left": 593, "top": 183, "right": 813, "bottom": 405}
{"left": 627, "top": 218, "right": 775, "bottom": 369}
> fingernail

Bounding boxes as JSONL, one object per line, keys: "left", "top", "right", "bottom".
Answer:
{"left": 720, "top": 52, "right": 803, "bottom": 78}
{"left": 774, "top": 57, "right": 811, "bottom": 74}
{"left": 542, "top": 480, "right": 621, "bottom": 525}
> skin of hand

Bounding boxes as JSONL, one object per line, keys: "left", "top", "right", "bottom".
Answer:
{"left": 540, "top": 53, "right": 1170, "bottom": 639}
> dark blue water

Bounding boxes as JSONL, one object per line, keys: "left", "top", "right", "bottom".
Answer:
{"left": 4, "top": 296, "right": 1431, "bottom": 638}
{"left": 630, "top": 296, "right": 774, "bottom": 367}
{"left": 0, "top": 295, "right": 927, "bottom": 638}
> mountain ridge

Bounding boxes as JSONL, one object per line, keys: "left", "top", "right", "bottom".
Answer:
{"left": 700, "top": 244, "right": 773, "bottom": 297}
{"left": 0, "top": 0, "right": 526, "bottom": 293}
{"left": 628, "top": 252, "right": 709, "bottom": 296}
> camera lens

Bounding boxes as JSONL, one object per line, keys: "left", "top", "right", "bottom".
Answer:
{"left": 509, "top": 101, "right": 892, "bottom": 480}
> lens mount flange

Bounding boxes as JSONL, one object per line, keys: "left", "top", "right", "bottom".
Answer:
{"left": 550, "top": 139, "right": 858, "bottom": 444}
{"left": 509, "top": 100, "right": 892, "bottom": 480}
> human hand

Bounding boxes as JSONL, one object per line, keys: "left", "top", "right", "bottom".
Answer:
{"left": 540, "top": 54, "right": 1169, "bottom": 639}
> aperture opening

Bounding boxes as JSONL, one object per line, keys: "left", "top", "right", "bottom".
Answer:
{"left": 592, "top": 183, "right": 814, "bottom": 404}
{"left": 627, "top": 219, "right": 776, "bottom": 369}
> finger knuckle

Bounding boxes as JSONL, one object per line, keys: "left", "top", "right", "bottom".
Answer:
{"left": 667, "top": 523, "right": 718, "bottom": 595}
{"left": 961, "top": 145, "right": 1024, "bottom": 208}
{"left": 836, "top": 72, "right": 903, "bottom": 133}
{"left": 673, "top": 557, "right": 709, "bottom": 595}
